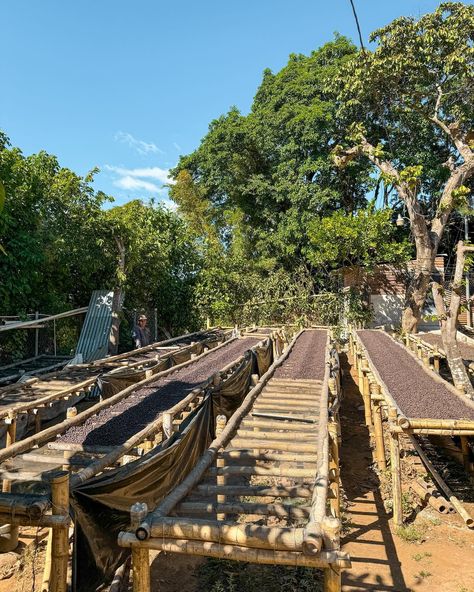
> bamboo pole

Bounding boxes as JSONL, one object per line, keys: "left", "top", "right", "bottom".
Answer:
{"left": 41, "top": 530, "right": 53, "bottom": 592}
{"left": 192, "top": 484, "right": 313, "bottom": 498}
{"left": 236, "top": 429, "right": 317, "bottom": 441}
{"left": 0, "top": 412, "right": 18, "bottom": 552}
{"left": 389, "top": 408, "right": 402, "bottom": 528}
{"left": 132, "top": 547, "right": 150, "bottom": 592}
{"left": 371, "top": 385, "right": 386, "bottom": 471}
{"left": 361, "top": 362, "right": 372, "bottom": 427}
{"left": 240, "top": 418, "right": 317, "bottom": 431}
{"left": 144, "top": 517, "right": 306, "bottom": 551}
{"left": 215, "top": 415, "right": 227, "bottom": 521}
{"left": 119, "top": 534, "right": 351, "bottom": 568}
{"left": 177, "top": 501, "right": 310, "bottom": 518}
{"left": 220, "top": 450, "right": 317, "bottom": 463}
{"left": 401, "top": 418, "right": 474, "bottom": 430}
{"left": 207, "top": 466, "right": 316, "bottom": 478}
{"left": 49, "top": 471, "right": 69, "bottom": 592}
{"left": 328, "top": 422, "right": 340, "bottom": 519}
{"left": 409, "top": 435, "right": 474, "bottom": 528}
{"left": 230, "top": 438, "right": 318, "bottom": 453}
{"left": 391, "top": 427, "right": 474, "bottom": 436}
{"left": 460, "top": 436, "right": 472, "bottom": 472}
{"left": 303, "top": 332, "right": 331, "bottom": 556}
{"left": 250, "top": 412, "right": 316, "bottom": 423}
{"left": 324, "top": 565, "right": 341, "bottom": 592}
{"left": 410, "top": 480, "right": 453, "bottom": 514}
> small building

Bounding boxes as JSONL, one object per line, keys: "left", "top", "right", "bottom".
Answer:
{"left": 340, "top": 257, "right": 447, "bottom": 329}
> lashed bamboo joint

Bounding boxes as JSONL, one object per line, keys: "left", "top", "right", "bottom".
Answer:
{"left": 119, "top": 328, "right": 347, "bottom": 592}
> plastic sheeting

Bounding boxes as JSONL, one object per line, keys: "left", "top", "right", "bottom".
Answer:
{"left": 71, "top": 397, "right": 213, "bottom": 592}
{"left": 71, "top": 337, "right": 273, "bottom": 592}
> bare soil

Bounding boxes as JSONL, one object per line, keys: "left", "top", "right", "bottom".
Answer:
{"left": 341, "top": 354, "right": 474, "bottom": 592}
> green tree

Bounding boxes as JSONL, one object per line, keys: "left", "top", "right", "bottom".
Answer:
{"left": 333, "top": 2, "right": 474, "bottom": 332}
{"left": 305, "top": 207, "right": 410, "bottom": 273}
{"left": 171, "top": 35, "right": 373, "bottom": 271}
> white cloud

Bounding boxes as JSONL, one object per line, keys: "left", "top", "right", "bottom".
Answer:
{"left": 113, "top": 176, "right": 159, "bottom": 192}
{"left": 173, "top": 142, "right": 182, "bottom": 151}
{"left": 105, "top": 165, "right": 172, "bottom": 184}
{"left": 114, "top": 131, "right": 163, "bottom": 156}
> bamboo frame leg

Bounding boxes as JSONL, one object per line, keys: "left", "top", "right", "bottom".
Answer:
{"left": 49, "top": 471, "right": 69, "bottom": 592}
{"left": 329, "top": 423, "right": 340, "bottom": 519}
{"left": 389, "top": 409, "right": 403, "bottom": 528}
{"left": 433, "top": 353, "right": 440, "bottom": 374}
{"left": 215, "top": 415, "right": 227, "bottom": 521}
{"left": 41, "top": 530, "right": 53, "bottom": 592}
{"left": 0, "top": 414, "right": 18, "bottom": 552}
{"left": 324, "top": 565, "right": 341, "bottom": 592}
{"left": 460, "top": 436, "right": 472, "bottom": 473}
{"left": 371, "top": 386, "right": 386, "bottom": 471}
{"left": 132, "top": 547, "right": 150, "bottom": 592}
{"left": 361, "top": 363, "right": 372, "bottom": 428}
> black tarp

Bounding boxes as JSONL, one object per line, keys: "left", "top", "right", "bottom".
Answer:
{"left": 71, "top": 338, "right": 273, "bottom": 591}
{"left": 71, "top": 397, "right": 213, "bottom": 591}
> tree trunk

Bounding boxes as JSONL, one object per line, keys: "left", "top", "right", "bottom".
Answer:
{"left": 109, "top": 237, "right": 126, "bottom": 356}
{"left": 440, "top": 325, "right": 472, "bottom": 397}
{"left": 402, "top": 252, "right": 434, "bottom": 334}
{"left": 432, "top": 241, "right": 474, "bottom": 399}
{"left": 109, "top": 288, "right": 123, "bottom": 355}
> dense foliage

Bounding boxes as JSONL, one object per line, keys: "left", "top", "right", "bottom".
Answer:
{"left": 0, "top": 133, "right": 200, "bottom": 334}
{"left": 2, "top": 3, "right": 472, "bottom": 339}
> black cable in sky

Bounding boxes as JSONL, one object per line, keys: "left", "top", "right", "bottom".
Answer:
{"left": 348, "top": 0, "right": 366, "bottom": 53}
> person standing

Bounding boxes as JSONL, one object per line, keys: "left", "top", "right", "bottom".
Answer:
{"left": 132, "top": 314, "right": 152, "bottom": 348}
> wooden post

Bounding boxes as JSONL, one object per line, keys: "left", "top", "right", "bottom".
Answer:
{"left": 422, "top": 351, "right": 430, "bottom": 367}
{"left": 34, "top": 407, "right": 42, "bottom": 433}
{"left": 328, "top": 422, "right": 340, "bottom": 518}
{"left": 371, "top": 385, "right": 386, "bottom": 470}
{"left": 162, "top": 412, "right": 174, "bottom": 440}
{"left": 388, "top": 408, "right": 402, "bottom": 527}
{"left": 49, "top": 471, "right": 69, "bottom": 592}
{"left": 0, "top": 414, "right": 18, "bottom": 552}
{"left": 132, "top": 547, "right": 150, "bottom": 592}
{"left": 324, "top": 565, "right": 341, "bottom": 592}
{"left": 215, "top": 415, "right": 227, "bottom": 521}
{"left": 41, "top": 530, "right": 53, "bottom": 592}
{"left": 433, "top": 347, "right": 440, "bottom": 374}
{"left": 35, "top": 311, "right": 40, "bottom": 357}
{"left": 460, "top": 436, "right": 472, "bottom": 473}
{"left": 361, "top": 363, "right": 372, "bottom": 428}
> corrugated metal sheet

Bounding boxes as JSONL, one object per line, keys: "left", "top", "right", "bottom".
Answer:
{"left": 75, "top": 290, "right": 114, "bottom": 363}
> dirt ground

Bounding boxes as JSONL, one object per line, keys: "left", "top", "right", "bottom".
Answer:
{"left": 340, "top": 355, "right": 474, "bottom": 592}
{"left": 1, "top": 354, "right": 473, "bottom": 592}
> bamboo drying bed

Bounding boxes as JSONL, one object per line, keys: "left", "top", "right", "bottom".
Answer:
{"left": 406, "top": 332, "right": 474, "bottom": 373}
{"left": 349, "top": 328, "right": 474, "bottom": 529}
{"left": 0, "top": 328, "right": 228, "bottom": 449}
{"left": 0, "top": 329, "right": 284, "bottom": 592}
{"left": 118, "top": 329, "right": 348, "bottom": 592}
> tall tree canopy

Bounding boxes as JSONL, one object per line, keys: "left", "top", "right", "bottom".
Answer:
{"left": 171, "top": 35, "right": 373, "bottom": 272}
{"left": 333, "top": 2, "right": 474, "bottom": 331}
{"left": 0, "top": 134, "right": 200, "bottom": 334}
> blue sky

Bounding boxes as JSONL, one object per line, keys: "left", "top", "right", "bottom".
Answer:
{"left": 1, "top": 0, "right": 468, "bottom": 207}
